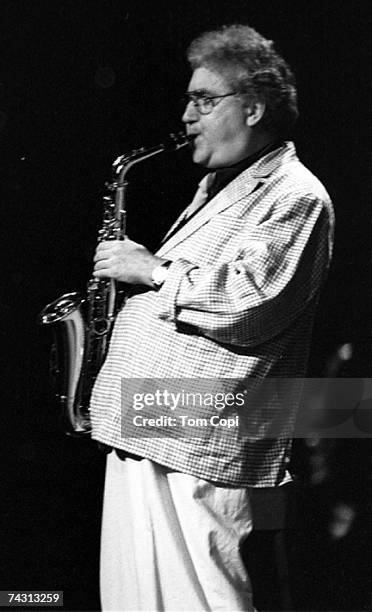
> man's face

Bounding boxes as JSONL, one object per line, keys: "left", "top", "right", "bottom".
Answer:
{"left": 182, "top": 67, "right": 252, "bottom": 169}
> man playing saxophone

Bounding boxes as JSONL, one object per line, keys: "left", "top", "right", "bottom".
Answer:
{"left": 91, "top": 24, "right": 334, "bottom": 611}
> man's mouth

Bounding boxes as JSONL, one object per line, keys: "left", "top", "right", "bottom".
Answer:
{"left": 187, "top": 134, "right": 201, "bottom": 146}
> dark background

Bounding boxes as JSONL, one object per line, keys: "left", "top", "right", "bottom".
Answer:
{"left": 0, "top": 1, "right": 371, "bottom": 610}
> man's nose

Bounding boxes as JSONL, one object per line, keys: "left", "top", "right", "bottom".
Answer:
{"left": 182, "top": 100, "right": 199, "bottom": 123}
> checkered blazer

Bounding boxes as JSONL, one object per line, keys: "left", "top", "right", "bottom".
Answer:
{"left": 90, "top": 141, "right": 334, "bottom": 487}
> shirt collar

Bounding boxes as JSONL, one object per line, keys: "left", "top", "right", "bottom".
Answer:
{"left": 207, "top": 140, "right": 284, "bottom": 201}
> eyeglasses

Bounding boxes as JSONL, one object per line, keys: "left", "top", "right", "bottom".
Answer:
{"left": 181, "top": 91, "right": 238, "bottom": 115}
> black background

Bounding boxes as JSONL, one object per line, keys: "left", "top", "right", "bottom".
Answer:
{"left": 0, "top": 1, "right": 371, "bottom": 610}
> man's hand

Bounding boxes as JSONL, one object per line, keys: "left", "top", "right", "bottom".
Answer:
{"left": 93, "top": 238, "right": 166, "bottom": 287}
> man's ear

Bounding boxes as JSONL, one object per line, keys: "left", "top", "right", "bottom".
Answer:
{"left": 245, "top": 99, "right": 266, "bottom": 127}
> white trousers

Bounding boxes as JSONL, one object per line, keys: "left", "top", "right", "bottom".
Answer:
{"left": 100, "top": 452, "right": 255, "bottom": 612}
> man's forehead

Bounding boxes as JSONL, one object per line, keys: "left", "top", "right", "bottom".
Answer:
{"left": 187, "top": 66, "right": 228, "bottom": 92}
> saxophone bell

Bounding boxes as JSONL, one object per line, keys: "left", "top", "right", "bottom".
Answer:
{"left": 38, "top": 292, "right": 90, "bottom": 435}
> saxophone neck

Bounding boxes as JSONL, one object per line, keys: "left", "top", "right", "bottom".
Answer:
{"left": 112, "top": 131, "right": 190, "bottom": 181}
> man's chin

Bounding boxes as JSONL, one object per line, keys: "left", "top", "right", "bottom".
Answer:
{"left": 192, "top": 149, "right": 210, "bottom": 168}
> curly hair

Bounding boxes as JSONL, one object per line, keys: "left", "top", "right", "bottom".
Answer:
{"left": 187, "top": 24, "right": 298, "bottom": 138}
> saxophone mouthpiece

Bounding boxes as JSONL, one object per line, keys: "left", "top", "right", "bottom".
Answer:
{"left": 167, "top": 131, "right": 191, "bottom": 150}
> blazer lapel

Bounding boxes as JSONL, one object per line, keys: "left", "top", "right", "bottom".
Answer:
{"left": 157, "top": 142, "right": 296, "bottom": 257}
{"left": 157, "top": 173, "right": 262, "bottom": 256}
{"left": 160, "top": 174, "right": 210, "bottom": 244}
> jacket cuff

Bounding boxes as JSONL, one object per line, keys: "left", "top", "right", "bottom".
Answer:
{"left": 156, "top": 258, "right": 198, "bottom": 323}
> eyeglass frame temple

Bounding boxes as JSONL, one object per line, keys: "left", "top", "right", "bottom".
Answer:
{"left": 182, "top": 92, "right": 238, "bottom": 114}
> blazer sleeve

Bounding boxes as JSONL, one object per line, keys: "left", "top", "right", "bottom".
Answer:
{"left": 156, "top": 192, "right": 334, "bottom": 348}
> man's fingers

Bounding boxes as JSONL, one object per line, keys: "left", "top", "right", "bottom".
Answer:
{"left": 94, "top": 259, "right": 113, "bottom": 270}
{"left": 94, "top": 248, "right": 115, "bottom": 262}
{"left": 94, "top": 268, "right": 108, "bottom": 277}
{"left": 93, "top": 264, "right": 114, "bottom": 280}
{"left": 98, "top": 240, "right": 116, "bottom": 250}
{"left": 98, "top": 239, "right": 131, "bottom": 250}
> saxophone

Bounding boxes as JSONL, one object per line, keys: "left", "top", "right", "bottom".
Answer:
{"left": 38, "top": 132, "right": 189, "bottom": 436}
